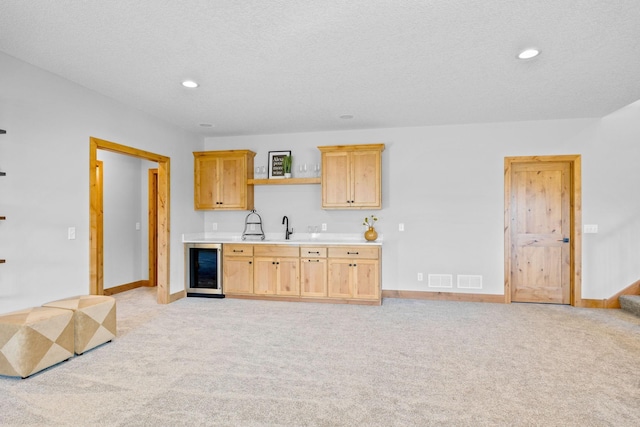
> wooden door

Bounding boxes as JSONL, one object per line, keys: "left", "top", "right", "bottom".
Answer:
{"left": 353, "top": 259, "right": 379, "bottom": 299}
{"left": 328, "top": 259, "right": 352, "bottom": 298}
{"left": 223, "top": 257, "right": 254, "bottom": 294}
{"left": 253, "top": 258, "right": 277, "bottom": 295}
{"left": 300, "top": 258, "right": 328, "bottom": 297}
{"left": 276, "top": 258, "right": 300, "bottom": 296}
{"left": 322, "top": 151, "right": 350, "bottom": 208}
{"left": 194, "top": 156, "right": 219, "bottom": 209}
{"left": 509, "top": 161, "right": 571, "bottom": 304}
{"left": 351, "top": 150, "right": 380, "bottom": 207}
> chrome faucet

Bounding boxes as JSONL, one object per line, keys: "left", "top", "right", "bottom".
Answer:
{"left": 282, "top": 216, "right": 293, "bottom": 240}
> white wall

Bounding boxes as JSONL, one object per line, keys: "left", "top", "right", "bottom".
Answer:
{"left": 0, "top": 52, "right": 203, "bottom": 313}
{"left": 97, "top": 151, "right": 145, "bottom": 289}
{"left": 205, "top": 100, "right": 640, "bottom": 300}
{"left": 1, "top": 48, "right": 639, "bottom": 311}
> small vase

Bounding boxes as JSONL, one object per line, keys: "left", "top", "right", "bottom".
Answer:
{"left": 284, "top": 172, "right": 292, "bottom": 178}
{"left": 364, "top": 226, "right": 378, "bottom": 242}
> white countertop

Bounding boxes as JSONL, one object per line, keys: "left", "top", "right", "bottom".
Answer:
{"left": 182, "top": 232, "right": 383, "bottom": 246}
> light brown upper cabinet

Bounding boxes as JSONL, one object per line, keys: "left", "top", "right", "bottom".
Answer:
{"left": 194, "top": 150, "right": 255, "bottom": 210}
{"left": 318, "top": 144, "right": 384, "bottom": 209}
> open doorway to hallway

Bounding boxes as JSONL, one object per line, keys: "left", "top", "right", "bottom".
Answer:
{"left": 89, "top": 137, "right": 171, "bottom": 304}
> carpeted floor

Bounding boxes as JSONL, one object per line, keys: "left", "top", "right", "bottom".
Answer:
{"left": 1, "top": 287, "right": 640, "bottom": 426}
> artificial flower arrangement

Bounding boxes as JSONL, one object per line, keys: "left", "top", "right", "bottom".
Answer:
{"left": 363, "top": 215, "right": 378, "bottom": 227}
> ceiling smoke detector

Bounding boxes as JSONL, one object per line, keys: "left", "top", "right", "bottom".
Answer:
{"left": 182, "top": 80, "right": 199, "bottom": 88}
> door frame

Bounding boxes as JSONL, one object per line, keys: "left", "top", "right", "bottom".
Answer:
{"left": 90, "top": 137, "right": 171, "bottom": 304}
{"left": 504, "top": 155, "right": 582, "bottom": 306}
{"left": 148, "top": 168, "right": 158, "bottom": 287}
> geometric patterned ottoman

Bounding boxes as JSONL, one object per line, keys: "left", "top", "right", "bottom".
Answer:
{"left": 43, "top": 295, "right": 116, "bottom": 355}
{"left": 0, "top": 306, "right": 75, "bottom": 378}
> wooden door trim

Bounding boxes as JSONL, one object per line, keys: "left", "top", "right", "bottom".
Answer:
{"left": 90, "top": 137, "right": 171, "bottom": 304}
{"left": 504, "top": 155, "right": 582, "bottom": 306}
{"left": 96, "top": 160, "right": 104, "bottom": 295}
{"left": 148, "top": 168, "right": 158, "bottom": 287}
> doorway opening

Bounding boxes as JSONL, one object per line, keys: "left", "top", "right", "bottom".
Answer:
{"left": 90, "top": 137, "right": 171, "bottom": 304}
{"left": 504, "top": 155, "right": 582, "bottom": 306}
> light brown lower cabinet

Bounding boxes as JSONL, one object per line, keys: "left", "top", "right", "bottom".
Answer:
{"left": 223, "top": 243, "right": 380, "bottom": 304}
{"left": 300, "top": 258, "right": 328, "bottom": 297}
{"left": 254, "top": 257, "right": 300, "bottom": 295}
{"left": 327, "top": 246, "right": 380, "bottom": 300}
{"left": 222, "top": 244, "right": 254, "bottom": 294}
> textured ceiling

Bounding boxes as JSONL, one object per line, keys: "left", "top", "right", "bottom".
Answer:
{"left": 1, "top": 1, "right": 640, "bottom": 137}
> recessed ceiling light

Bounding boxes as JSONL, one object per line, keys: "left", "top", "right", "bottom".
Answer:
{"left": 517, "top": 48, "right": 540, "bottom": 60}
{"left": 199, "top": 123, "right": 214, "bottom": 128}
{"left": 339, "top": 114, "right": 354, "bottom": 120}
{"left": 182, "top": 80, "right": 199, "bottom": 88}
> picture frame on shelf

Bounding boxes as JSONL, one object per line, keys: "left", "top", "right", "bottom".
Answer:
{"left": 268, "top": 150, "right": 291, "bottom": 179}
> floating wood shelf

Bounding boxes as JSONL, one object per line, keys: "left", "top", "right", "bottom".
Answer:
{"left": 0, "top": 260, "right": 5, "bottom": 264}
{"left": 248, "top": 177, "right": 321, "bottom": 185}
{"left": 0, "top": 172, "right": 5, "bottom": 176}
{"left": 0, "top": 216, "right": 6, "bottom": 220}
{"left": 0, "top": 129, "right": 5, "bottom": 134}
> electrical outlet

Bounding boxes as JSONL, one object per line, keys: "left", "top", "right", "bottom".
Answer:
{"left": 399, "top": 223, "right": 405, "bottom": 231}
{"left": 68, "top": 227, "right": 76, "bottom": 240}
{"left": 212, "top": 223, "right": 218, "bottom": 231}
{"left": 135, "top": 222, "right": 140, "bottom": 230}
{"left": 322, "top": 223, "right": 327, "bottom": 231}
{"left": 417, "top": 273, "right": 423, "bottom": 281}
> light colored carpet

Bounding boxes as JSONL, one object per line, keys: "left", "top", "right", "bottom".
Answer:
{"left": 1, "top": 287, "right": 640, "bottom": 426}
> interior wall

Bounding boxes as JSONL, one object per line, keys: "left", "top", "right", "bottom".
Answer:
{"left": 0, "top": 51, "right": 204, "bottom": 313}
{"left": 205, "top": 101, "right": 640, "bottom": 300}
{"left": 97, "top": 150, "right": 144, "bottom": 289}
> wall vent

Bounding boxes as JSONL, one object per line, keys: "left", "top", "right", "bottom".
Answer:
{"left": 457, "top": 275, "right": 483, "bottom": 289}
{"left": 428, "top": 274, "right": 453, "bottom": 288}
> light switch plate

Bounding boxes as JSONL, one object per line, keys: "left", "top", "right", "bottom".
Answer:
{"left": 584, "top": 224, "right": 598, "bottom": 233}
{"left": 399, "top": 223, "right": 405, "bottom": 231}
{"left": 68, "top": 227, "right": 76, "bottom": 240}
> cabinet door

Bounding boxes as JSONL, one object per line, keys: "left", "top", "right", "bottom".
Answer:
{"left": 194, "top": 156, "right": 219, "bottom": 210}
{"left": 351, "top": 150, "right": 381, "bottom": 208}
{"left": 253, "top": 258, "right": 277, "bottom": 295}
{"left": 277, "top": 258, "right": 300, "bottom": 296}
{"left": 322, "top": 151, "right": 351, "bottom": 208}
{"left": 218, "top": 156, "right": 246, "bottom": 209}
{"left": 223, "top": 257, "right": 253, "bottom": 294}
{"left": 328, "top": 259, "right": 352, "bottom": 298}
{"left": 353, "top": 259, "right": 379, "bottom": 300}
{"left": 300, "top": 258, "right": 327, "bottom": 297}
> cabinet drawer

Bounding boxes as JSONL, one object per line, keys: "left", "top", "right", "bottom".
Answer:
{"left": 300, "top": 247, "right": 327, "bottom": 258}
{"left": 224, "top": 244, "right": 253, "bottom": 257}
{"left": 328, "top": 246, "right": 379, "bottom": 260}
{"left": 254, "top": 245, "right": 299, "bottom": 258}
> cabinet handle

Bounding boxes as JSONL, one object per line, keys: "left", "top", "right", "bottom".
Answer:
{"left": 249, "top": 261, "right": 252, "bottom": 265}
{"left": 272, "top": 262, "right": 276, "bottom": 265}
{"left": 308, "top": 259, "right": 320, "bottom": 263}
{"left": 347, "top": 252, "right": 359, "bottom": 255}
{"left": 308, "top": 251, "right": 320, "bottom": 254}
{"left": 233, "top": 249, "right": 244, "bottom": 253}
